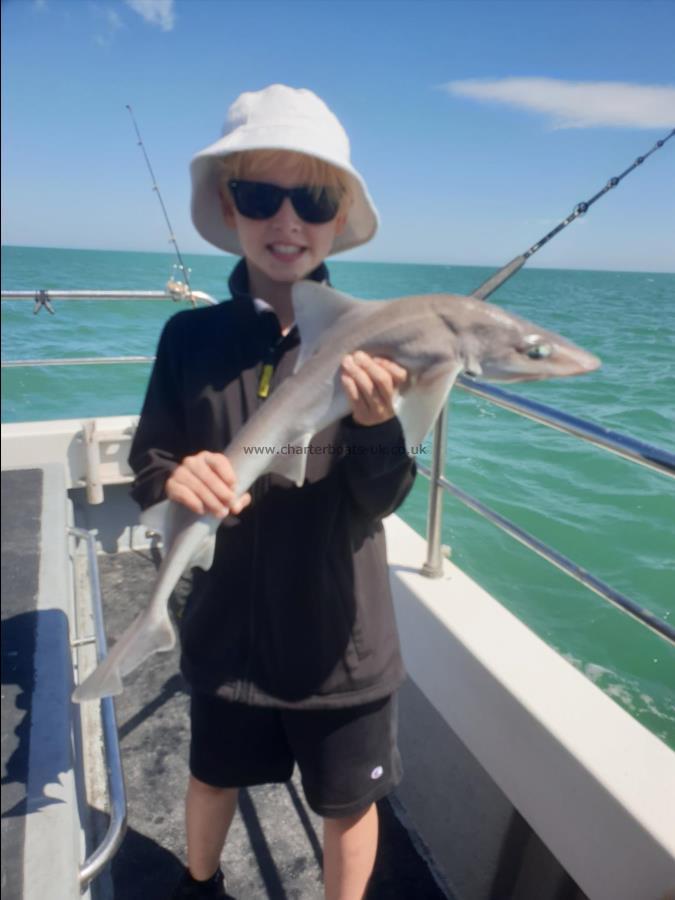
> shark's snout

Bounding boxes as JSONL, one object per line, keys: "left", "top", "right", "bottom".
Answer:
{"left": 538, "top": 338, "right": 601, "bottom": 379}
{"left": 479, "top": 337, "right": 601, "bottom": 382}
{"left": 568, "top": 347, "right": 601, "bottom": 375}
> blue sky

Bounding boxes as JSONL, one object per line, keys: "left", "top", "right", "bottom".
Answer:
{"left": 2, "top": 0, "right": 674, "bottom": 272}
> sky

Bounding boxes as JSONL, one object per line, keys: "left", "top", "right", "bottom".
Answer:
{"left": 2, "top": 0, "right": 674, "bottom": 273}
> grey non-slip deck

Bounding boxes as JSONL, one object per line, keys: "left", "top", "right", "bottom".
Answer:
{"left": 98, "top": 549, "right": 450, "bottom": 899}
{"left": 1, "top": 469, "right": 43, "bottom": 900}
{"left": 2, "top": 467, "right": 79, "bottom": 900}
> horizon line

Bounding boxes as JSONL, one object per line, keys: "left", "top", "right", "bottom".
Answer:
{"left": 1, "top": 243, "right": 674, "bottom": 278}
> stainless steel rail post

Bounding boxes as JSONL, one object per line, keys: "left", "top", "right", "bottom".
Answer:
{"left": 421, "top": 407, "right": 449, "bottom": 577}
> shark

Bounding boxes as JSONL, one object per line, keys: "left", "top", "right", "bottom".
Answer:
{"left": 72, "top": 281, "right": 600, "bottom": 702}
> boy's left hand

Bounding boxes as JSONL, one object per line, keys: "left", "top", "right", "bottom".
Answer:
{"left": 341, "top": 351, "right": 408, "bottom": 426}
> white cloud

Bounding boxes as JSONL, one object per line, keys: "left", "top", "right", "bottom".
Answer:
{"left": 125, "top": 0, "right": 175, "bottom": 32}
{"left": 443, "top": 77, "right": 675, "bottom": 129}
{"left": 106, "top": 8, "right": 123, "bottom": 31}
{"left": 92, "top": 4, "right": 124, "bottom": 46}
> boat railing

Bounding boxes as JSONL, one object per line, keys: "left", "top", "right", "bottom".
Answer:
{"left": 69, "top": 526, "right": 127, "bottom": 890}
{"left": 1, "top": 289, "right": 217, "bottom": 368}
{"left": 1, "top": 287, "right": 218, "bottom": 305}
{"left": 420, "top": 393, "right": 674, "bottom": 645}
{"left": 2, "top": 289, "right": 674, "bottom": 646}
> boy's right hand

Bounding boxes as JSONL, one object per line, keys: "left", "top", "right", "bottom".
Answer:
{"left": 165, "top": 451, "right": 251, "bottom": 518}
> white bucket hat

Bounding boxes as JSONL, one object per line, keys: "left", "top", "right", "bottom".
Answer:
{"left": 190, "top": 84, "right": 379, "bottom": 256}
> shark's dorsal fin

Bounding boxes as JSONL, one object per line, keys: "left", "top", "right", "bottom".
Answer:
{"left": 396, "top": 365, "right": 462, "bottom": 449}
{"left": 291, "top": 281, "right": 382, "bottom": 373}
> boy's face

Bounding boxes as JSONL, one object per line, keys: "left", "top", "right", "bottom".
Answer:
{"left": 221, "top": 155, "right": 347, "bottom": 288}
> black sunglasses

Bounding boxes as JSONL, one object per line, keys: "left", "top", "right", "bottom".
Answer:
{"left": 227, "top": 179, "right": 342, "bottom": 224}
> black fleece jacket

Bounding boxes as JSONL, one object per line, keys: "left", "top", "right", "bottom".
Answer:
{"left": 128, "top": 260, "right": 415, "bottom": 708}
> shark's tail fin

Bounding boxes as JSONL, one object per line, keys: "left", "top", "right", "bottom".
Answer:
{"left": 72, "top": 605, "right": 176, "bottom": 702}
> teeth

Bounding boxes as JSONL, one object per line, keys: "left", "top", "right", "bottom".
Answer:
{"left": 271, "top": 244, "right": 303, "bottom": 255}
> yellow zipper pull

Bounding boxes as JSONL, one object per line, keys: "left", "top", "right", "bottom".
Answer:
{"left": 257, "top": 362, "right": 274, "bottom": 399}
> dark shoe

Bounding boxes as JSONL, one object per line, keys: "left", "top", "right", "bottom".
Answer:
{"left": 170, "top": 866, "right": 226, "bottom": 899}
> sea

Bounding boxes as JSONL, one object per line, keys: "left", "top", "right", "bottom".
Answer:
{"left": 2, "top": 245, "right": 674, "bottom": 748}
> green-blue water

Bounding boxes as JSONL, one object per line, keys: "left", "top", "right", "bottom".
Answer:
{"left": 3, "top": 245, "right": 674, "bottom": 747}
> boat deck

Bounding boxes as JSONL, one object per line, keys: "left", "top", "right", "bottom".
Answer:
{"left": 0, "top": 467, "right": 451, "bottom": 899}
{"left": 3, "top": 459, "right": 674, "bottom": 900}
{"left": 99, "top": 550, "right": 451, "bottom": 900}
{"left": 2, "top": 469, "right": 43, "bottom": 900}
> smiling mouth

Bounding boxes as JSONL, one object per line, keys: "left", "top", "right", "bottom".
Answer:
{"left": 268, "top": 243, "right": 306, "bottom": 259}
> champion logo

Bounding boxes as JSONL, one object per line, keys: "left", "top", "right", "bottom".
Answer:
{"left": 370, "top": 765, "right": 384, "bottom": 780}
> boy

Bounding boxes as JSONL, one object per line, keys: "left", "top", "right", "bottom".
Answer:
{"left": 129, "top": 84, "right": 415, "bottom": 900}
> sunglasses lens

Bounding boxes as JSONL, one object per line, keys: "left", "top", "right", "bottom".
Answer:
{"left": 291, "top": 187, "right": 341, "bottom": 224}
{"left": 230, "top": 181, "right": 284, "bottom": 219}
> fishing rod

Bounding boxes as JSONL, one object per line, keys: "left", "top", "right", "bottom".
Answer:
{"left": 471, "top": 128, "right": 675, "bottom": 301}
{"left": 126, "top": 104, "right": 194, "bottom": 301}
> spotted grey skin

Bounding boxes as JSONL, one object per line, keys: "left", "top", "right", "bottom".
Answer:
{"left": 73, "top": 282, "right": 599, "bottom": 702}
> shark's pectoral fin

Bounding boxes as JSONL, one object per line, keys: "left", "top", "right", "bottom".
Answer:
{"left": 264, "top": 432, "right": 313, "bottom": 487}
{"left": 396, "top": 367, "right": 461, "bottom": 450}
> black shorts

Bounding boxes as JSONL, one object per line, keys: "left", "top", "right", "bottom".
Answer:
{"left": 189, "top": 692, "right": 403, "bottom": 818}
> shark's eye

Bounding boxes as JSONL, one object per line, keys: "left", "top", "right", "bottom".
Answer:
{"left": 526, "top": 342, "right": 553, "bottom": 359}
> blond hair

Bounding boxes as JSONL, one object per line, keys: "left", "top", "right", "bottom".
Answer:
{"left": 218, "top": 149, "right": 353, "bottom": 208}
